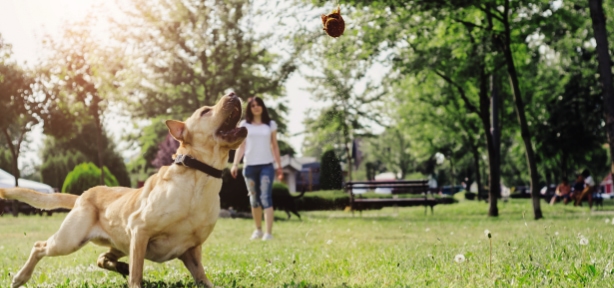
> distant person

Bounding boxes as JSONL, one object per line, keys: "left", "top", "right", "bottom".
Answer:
{"left": 549, "top": 176, "right": 571, "bottom": 205}
{"left": 231, "top": 96, "right": 283, "bottom": 241}
{"left": 570, "top": 173, "right": 585, "bottom": 201}
{"left": 574, "top": 169, "right": 595, "bottom": 208}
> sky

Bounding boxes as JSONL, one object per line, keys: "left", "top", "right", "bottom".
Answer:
{"left": 0, "top": 0, "right": 317, "bottom": 167}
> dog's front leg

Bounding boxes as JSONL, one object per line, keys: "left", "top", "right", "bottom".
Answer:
{"left": 129, "top": 230, "right": 149, "bottom": 288}
{"left": 179, "top": 245, "right": 214, "bottom": 287}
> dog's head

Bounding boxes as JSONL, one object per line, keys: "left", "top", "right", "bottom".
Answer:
{"left": 165, "top": 92, "right": 247, "bottom": 164}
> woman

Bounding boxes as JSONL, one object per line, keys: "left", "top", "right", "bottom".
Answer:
{"left": 231, "top": 97, "right": 283, "bottom": 241}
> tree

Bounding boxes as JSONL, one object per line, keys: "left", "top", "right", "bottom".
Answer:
{"left": 588, "top": 0, "right": 614, "bottom": 174}
{"left": 40, "top": 147, "right": 88, "bottom": 190}
{"left": 328, "top": 0, "right": 550, "bottom": 218}
{"left": 368, "top": 127, "right": 413, "bottom": 179}
{"left": 38, "top": 16, "right": 121, "bottom": 186}
{"left": 277, "top": 140, "right": 296, "bottom": 157}
{"left": 300, "top": 11, "right": 388, "bottom": 181}
{"left": 320, "top": 149, "right": 343, "bottom": 190}
{"left": 0, "top": 35, "right": 44, "bottom": 216}
{"left": 112, "top": 0, "right": 296, "bottom": 117}
{"left": 386, "top": 6, "right": 505, "bottom": 215}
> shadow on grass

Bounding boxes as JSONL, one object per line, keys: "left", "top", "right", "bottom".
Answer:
{"left": 298, "top": 198, "right": 614, "bottom": 223}
{"left": 213, "top": 279, "right": 335, "bottom": 288}
{"left": 142, "top": 280, "right": 204, "bottom": 287}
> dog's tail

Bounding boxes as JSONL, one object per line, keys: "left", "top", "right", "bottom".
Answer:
{"left": 0, "top": 188, "right": 77, "bottom": 210}
{"left": 291, "top": 188, "right": 307, "bottom": 199}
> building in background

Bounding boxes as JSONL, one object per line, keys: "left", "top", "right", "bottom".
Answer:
{"left": 278, "top": 155, "right": 303, "bottom": 192}
{"left": 296, "top": 157, "right": 321, "bottom": 192}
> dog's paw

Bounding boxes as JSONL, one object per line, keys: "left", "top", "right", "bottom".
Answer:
{"left": 116, "top": 261, "right": 129, "bottom": 277}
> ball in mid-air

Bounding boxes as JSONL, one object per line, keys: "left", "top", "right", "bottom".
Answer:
{"left": 321, "top": 5, "right": 345, "bottom": 38}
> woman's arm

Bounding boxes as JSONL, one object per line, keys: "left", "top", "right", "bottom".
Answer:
{"left": 230, "top": 141, "right": 246, "bottom": 178}
{"left": 270, "top": 130, "right": 283, "bottom": 180}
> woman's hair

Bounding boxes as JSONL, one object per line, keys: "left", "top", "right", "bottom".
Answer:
{"left": 245, "top": 96, "right": 272, "bottom": 125}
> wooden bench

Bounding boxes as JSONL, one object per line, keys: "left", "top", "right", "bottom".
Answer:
{"left": 345, "top": 179, "right": 437, "bottom": 215}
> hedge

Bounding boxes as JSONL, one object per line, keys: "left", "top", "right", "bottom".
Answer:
{"left": 62, "top": 162, "right": 119, "bottom": 195}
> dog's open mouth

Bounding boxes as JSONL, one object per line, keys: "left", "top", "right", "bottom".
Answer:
{"left": 217, "top": 97, "right": 247, "bottom": 141}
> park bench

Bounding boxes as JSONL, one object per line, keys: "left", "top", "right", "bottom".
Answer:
{"left": 345, "top": 179, "right": 438, "bottom": 215}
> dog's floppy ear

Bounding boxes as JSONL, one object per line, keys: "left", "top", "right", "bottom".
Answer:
{"left": 165, "top": 120, "right": 186, "bottom": 142}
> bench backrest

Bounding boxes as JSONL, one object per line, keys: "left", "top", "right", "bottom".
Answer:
{"left": 345, "top": 180, "right": 430, "bottom": 195}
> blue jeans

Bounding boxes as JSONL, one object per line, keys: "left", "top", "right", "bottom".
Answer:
{"left": 243, "top": 163, "right": 275, "bottom": 209}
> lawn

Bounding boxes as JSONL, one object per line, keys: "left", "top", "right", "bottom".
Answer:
{"left": 1, "top": 199, "right": 614, "bottom": 287}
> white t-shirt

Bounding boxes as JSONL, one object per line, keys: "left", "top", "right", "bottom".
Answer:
{"left": 585, "top": 176, "right": 595, "bottom": 187}
{"left": 240, "top": 120, "right": 277, "bottom": 165}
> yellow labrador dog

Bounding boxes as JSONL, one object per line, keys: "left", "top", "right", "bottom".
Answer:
{"left": 0, "top": 92, "right": 247, "bottom": 288}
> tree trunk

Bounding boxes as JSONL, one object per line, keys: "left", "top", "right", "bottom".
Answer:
{"left": 474, "top": 66, "right": 500, "bottom": 216}
{"left": 10, "top": 153, "right": 20, "bottom": 217}
{"left": 488, "top": 75, "right": 501, "bottom": 216}
{"left": 501, "top": 3, "right": 543, "bottom": 219}
{"left": 94, "top": 115, "right": 105, "bottom": 185}
{"left": 482, "top": 114, "right": 499, "bottom": 216}
{"left": 588, "top": 0, "right": 614, "bottom": 174}
{"left": 561, "top": 152, "right": 568, "bottom": 179}
{"left": 3, "top": 129, "right": 21, "bottom": 217}
{"left": 342, "top": 103, "right": 352, "bottom": 182}
{"left": 470, "top": 143, "right": 483, "bottom": 200}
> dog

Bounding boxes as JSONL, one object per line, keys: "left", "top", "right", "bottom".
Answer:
{"left": 0, "top": 92, "right": 247, "bottom": 288}
{"left": 273, "top": 187, "right": 305, "bottom": 220}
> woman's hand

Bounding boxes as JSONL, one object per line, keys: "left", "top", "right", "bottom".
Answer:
{"left": 230, "top": 164, "right": 238, "bottom": 178}
{"left": 276, "top": 167, "right": 283, "bottom": 181}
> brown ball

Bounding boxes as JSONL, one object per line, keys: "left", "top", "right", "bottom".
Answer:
{"left": 321, "top": 6, "right": 345, "bottom": 38}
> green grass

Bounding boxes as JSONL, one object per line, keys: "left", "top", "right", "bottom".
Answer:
{"left": 1, "top": 199, "right": 614, "bottom": 287}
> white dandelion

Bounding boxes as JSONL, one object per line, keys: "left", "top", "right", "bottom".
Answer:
{"left": 555, "top": 232, "right": 559, "bottom": 236}
{"left": 606, "top": 219, "right": 610, "bottom": 224}
{"left": 425, "top": 228, "right": 430, "bottom": 232}
{"left": 326, "top": 239, "right": 333, "bottom": 245}
{"left": 454, "top": 254, "right": 466, "bottom": 263}
{"left": 484, "top": 229, "right": 491, "bottom": 238}
{"left": 580, "top": 237, "right": 589, "bottom": 246}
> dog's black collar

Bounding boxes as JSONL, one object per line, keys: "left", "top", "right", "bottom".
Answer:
{"left": 174, "top": 154, "right": 223, "bottom": 179}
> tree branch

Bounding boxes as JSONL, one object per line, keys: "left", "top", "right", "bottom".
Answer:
{"left": 432, "top": 70, "right": 479, "bottom": 114}
{"left": 452, "top": 18, "right": 502, "bottom": 33}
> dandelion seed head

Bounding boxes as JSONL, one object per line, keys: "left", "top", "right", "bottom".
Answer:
{"left": 454, "top": 254, "right": 465, "bottom": 263}
{"left": 580, "top": 237, "right": 589, "bottom": 246}
{"left": 326, "top": 239, "right": 333, "bottom": 245}
{"left": 425, "top": 228, "right": 430, "bottom": 232}
{"left": 484, "top": 229, "right": 491, "bottom": 238}
{"left": 555, "top": 232, "right": 559, "bottom": 236}
{"left": 606, "top": 219, "right": 610, "bottom": 224}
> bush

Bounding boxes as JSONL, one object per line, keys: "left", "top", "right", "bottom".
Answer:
{"left": 62, "top": 162, "right": 119, "bottom": 195}
{"left": 272, "top": 182, "right": 290, "bottom": 196}
{"left": 41, "top": 150, "right": 88, "bottom": 190}
{"left": 320, "top": 149, "right": 343, "bottom": 190}
{"left": 294, "top": 190, "right": 349, "bottom": 211}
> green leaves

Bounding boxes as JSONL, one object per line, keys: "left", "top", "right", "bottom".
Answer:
{"left": 112, "top": 0, "right": 295, "bottom": 118}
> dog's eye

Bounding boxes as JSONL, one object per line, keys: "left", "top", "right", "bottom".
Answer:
{"left": 200, "top": 108, "right": 211, "bottom": 116}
